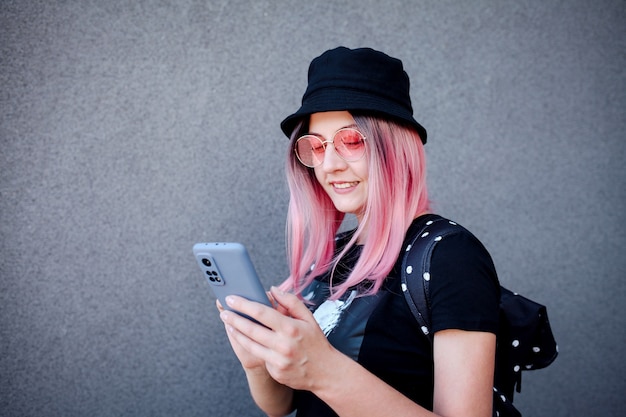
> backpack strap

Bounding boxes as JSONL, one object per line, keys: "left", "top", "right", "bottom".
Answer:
{"left": 401, "top": 214, "right": 464, "bottom": 340}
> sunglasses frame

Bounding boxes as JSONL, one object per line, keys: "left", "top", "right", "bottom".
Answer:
{"left": 294, "top": 127, "right": 368, "bottom": 168}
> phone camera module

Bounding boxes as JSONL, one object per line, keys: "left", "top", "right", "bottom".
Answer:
{"left": 201, "top": 258, "right": 212, "bottom": 267}
{"left": 205, "top": 269, "right": 223, "bottom": 283}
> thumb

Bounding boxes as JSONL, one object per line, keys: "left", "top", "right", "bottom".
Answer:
{"left": 270, "top": 286, "right": 314, "bottom": 322}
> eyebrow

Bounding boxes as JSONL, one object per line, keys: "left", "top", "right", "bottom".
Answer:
{"left": 306, "top": 123, "right": 359, "bottom": 137}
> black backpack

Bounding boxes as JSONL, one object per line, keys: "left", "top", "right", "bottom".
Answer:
{"left": 401, "top": 215, "right": 558, "bottom": 417}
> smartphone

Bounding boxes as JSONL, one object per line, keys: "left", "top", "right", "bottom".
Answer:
{"left": 192, "top": 242, "right": 273, "bottom": 319}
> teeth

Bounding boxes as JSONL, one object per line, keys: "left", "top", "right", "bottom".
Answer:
{"left": 333, "top": 182, "right": 358, "bottom": 189}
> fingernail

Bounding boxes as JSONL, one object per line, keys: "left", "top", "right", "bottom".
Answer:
{"left": 271, "top": 286, "right": 285, "bottom": 296}
{"left": 225, "top": 296, "right": 235, "bottom": 306}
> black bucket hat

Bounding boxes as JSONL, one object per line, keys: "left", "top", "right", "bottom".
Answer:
{"left": 280, "top": 46, "right": 427, "bottom": 144}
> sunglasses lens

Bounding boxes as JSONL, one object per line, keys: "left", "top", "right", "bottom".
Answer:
{"left": 295, "top": 136, "right": 325, "bottom": 167}
{"left": 294, "top": 129, "right": 366, "bottom": 167}
{"left": 335, "top": 129, "right": 366, "bottom": 161}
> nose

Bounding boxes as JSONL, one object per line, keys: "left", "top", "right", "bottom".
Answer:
{"left": 320, "top": 141, "right": 347, "bottom": 172}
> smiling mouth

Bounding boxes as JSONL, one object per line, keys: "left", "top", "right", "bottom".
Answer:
{"left": 332, "top": 181, "right": 359, "bottom": 189}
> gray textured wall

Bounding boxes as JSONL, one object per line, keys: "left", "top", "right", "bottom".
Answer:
{"left": 1, "top": 1, "right": 624, "bottom": 416}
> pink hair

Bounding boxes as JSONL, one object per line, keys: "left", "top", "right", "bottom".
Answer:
{"left": 280, "top": 114, "right": 430, "bottom": 300}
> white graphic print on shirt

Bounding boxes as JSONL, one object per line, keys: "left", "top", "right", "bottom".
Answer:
{"left": 312, "top": 290, "right": 358, "bottom": 336}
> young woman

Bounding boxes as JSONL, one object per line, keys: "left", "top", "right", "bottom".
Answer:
{"left": 218, "top": 46, "right": 500, "bottom": 417}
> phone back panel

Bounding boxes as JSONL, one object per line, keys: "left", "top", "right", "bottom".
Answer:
{"left": 192, "top": 242, "right": 272, "bottom": 312}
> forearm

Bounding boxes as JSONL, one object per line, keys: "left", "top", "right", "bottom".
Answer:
{"left": 311, "top": 349, "right": 435, "bottom": 417}
{"left": 245, "top": 367, "right": 294, "bottom": 417}
{"left": 313, "top": 342, "right": 493, "bottom": 417}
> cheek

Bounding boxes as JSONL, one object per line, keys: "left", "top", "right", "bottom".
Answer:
{"left": 313, "top": 166, "right": 325, "bottom": 186}
{"left": 354, "top": 159, "right": 369, "bottom": 181}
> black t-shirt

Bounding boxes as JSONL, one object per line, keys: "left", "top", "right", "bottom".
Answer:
{"left": 292, "top": 215, "right": 500, "bottom": 417}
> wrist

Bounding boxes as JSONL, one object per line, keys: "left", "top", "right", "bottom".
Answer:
{"left": 244, "top": 365, "right": 271, "bottom": 379}
{"left": 244, "top": 365, "right": 295, "bottom": 417}
{"left": 308, "top": 347, "right": 352, "bottom": 397}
